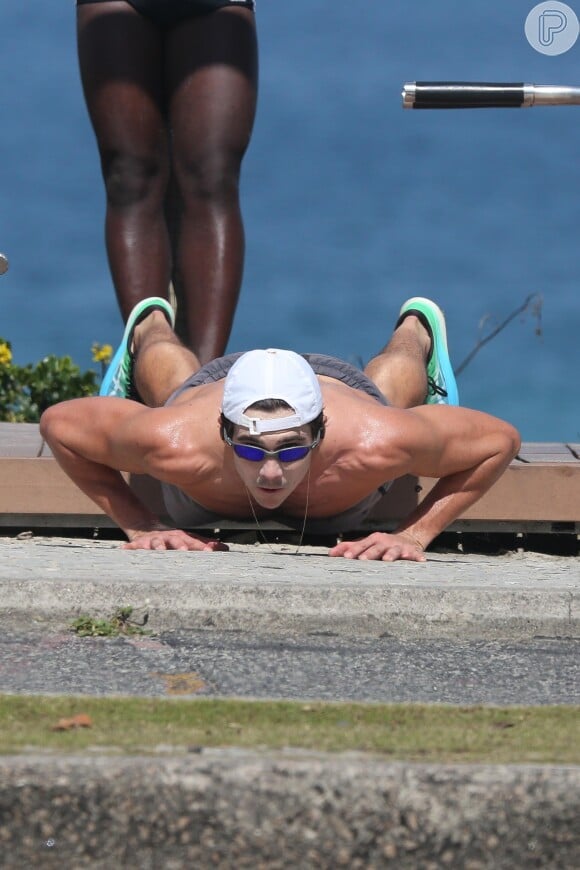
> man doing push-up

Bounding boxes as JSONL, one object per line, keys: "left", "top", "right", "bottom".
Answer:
{"left": 40, "top": 296, "right": 520, "bottom": 560}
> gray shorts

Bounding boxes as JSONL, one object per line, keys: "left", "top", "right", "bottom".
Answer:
{"left": 162, "top": 353, "right": 391, "bottom": 534}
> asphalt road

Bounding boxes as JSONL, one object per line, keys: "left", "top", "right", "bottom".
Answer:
{"left": 1, "top": 627, "right": 578, "bottom": 705}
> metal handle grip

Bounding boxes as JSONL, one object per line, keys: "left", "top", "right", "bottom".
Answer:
{"left": 402, "top": 82, "right": 580, "bottom": 109}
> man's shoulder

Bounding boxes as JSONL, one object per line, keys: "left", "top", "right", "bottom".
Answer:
{"left": 135, "top": 405, "right": 222, "bottom": 481}
{"left": 166, "top": 378, "right": 225, "bottom": 409}
{"left": 319, "top": 377, "right": 389, "bottom": 408}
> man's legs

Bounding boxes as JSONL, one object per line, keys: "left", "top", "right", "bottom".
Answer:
{"left": 132, "top": 310, "right": 201, "bottom": 407}
{"left": 364, "top": 316, "right": 430, "bottom": 409}
{"left": 365, "top": 297, "right": 459, "bottom": 408}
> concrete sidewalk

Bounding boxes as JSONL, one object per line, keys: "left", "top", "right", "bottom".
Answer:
{"left": 0, "top": 535, "right": 578, "bottom": 639}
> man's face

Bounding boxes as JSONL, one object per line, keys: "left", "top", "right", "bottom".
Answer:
{"left": 229, "top": 409, "right": 316, "bottom": 510}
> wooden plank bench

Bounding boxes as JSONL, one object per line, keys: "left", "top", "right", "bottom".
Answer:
{"left": 0, "top": 423, "right": 579, "bottom": 536}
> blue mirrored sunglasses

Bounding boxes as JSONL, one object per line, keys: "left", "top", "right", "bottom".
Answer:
{"left": 224, "top": 431, "right": 320, "bottom": 463}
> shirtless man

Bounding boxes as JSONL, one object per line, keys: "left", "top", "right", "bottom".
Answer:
{"left": 40, "top": 296, "right": 520, "bottom": 561}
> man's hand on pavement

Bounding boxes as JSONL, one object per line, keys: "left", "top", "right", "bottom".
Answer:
{"left": 122, "top": 528, "right": 228, "bottom": 552}
{"left": 328, "top": 531, "right": 427, "bottom": 562}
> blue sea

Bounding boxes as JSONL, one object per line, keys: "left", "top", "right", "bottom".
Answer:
{"left": 1, "top": 0, "right": 580, "bottom": 440}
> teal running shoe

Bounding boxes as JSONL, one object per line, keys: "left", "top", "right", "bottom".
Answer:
{"left": 396, "top": 297, "right": 459, "bottom": 405}
{"left": 100, "top": 296, "right": 175, "bottom": 398}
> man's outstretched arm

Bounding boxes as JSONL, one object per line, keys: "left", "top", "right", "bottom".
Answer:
{"left": 40, "top": 398, "right": 226, "bottom": 551}
{"left": 329, "top": 405, "right": 520, "bottom": 561}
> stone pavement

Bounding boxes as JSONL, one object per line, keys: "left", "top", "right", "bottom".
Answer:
{"left": 0, "top": 534, "right": 579, "bottom": 868}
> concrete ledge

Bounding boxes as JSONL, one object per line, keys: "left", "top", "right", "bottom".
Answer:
{"left": 0, "top": 539, "right": 578, "bottom": 640}
{"left": 2, "top": 576, "right": 577, "bottom": 640}
{"left": 0, "top": 752, "right": 578, "bottom": 868}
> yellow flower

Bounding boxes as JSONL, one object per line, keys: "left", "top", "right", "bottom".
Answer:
{"left": 91, "top": 343, "right": 113, "bottom": 364}
{"left": 0, "top": 342, "right": 12, "bottom": 365}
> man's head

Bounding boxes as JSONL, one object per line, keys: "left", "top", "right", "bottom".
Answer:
{"left": 221, "top": 349, "right": 323, "bottom": 434}
{"left": 220, "top": 349, "right": 325, "bottom": 508}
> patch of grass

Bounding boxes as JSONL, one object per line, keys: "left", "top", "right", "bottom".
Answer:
{"left": 69, "top": 607, "right": 152, "bottom": 638}
{"left": 0, "top": 696, "right": 578, "bottom": 764}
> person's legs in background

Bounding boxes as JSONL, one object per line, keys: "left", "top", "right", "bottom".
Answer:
{"left": 77, "top": 2, "right": 258, "bottom": 364}
{"left": 77, "top": 2, "right": 173, "bottom": 317}
{"left": 167, "top": 6, "right": 258, "bottom": 363}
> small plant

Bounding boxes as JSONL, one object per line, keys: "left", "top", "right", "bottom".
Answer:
{"left": 70, "top": 606, "right": 152, "bottom": 638}
{"left": 0, "top": 340, "right": 112, "bottom": 423}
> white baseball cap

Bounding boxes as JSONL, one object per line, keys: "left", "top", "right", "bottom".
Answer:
{"left": 221, "top": 349, "right": 323, "bottom": 434}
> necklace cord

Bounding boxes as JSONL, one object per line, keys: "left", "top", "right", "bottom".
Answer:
{"left": 245, "top": 465, "right": 311, "bottom": 555}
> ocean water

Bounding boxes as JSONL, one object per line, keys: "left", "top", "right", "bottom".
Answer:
{"left": 1, "top": 0, "right": 580, "bottom": 440}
